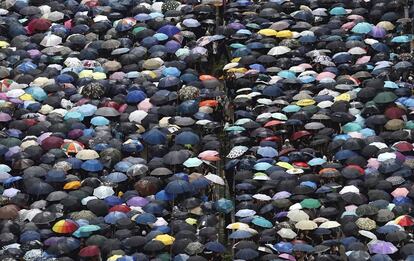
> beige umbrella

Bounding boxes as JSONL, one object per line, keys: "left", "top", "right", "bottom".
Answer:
{"left": 319, "top": 221, "right": 341, "bottom": 229}
{"left": 295, "top": 220, "right": 318, "bottom": 230}
{"left": 356, "top": 217, "right": 377, "bottom": 230}
{"left": 384, "top": 119, "right": 404, "bottom": 131}
{"left": 143, "top": 58, "right": 164, "bottom": 70}
{"left": 287, "top": 209, "right": 310, "bottom": 222}
{"left": 277, "top": 228, "right": 297, "bottom": 239}
{"left": 103, "top": 60, "right": 122, "bottom": 72}
{"left": 76, "top": 149, "right": 100, "bottom": 160}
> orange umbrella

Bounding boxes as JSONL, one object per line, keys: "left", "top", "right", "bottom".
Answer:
{"left": 199, "top": 75, "right": 217, "bottom": 81}
{"left": 199, "top": 100, "right": 219, "bottom": 107}
{"left": 64, "top": 181, "right": 81, "bottom": 190}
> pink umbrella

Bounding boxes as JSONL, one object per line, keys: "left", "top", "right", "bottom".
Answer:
{"left": 279, "top": 253, "right": 296, "bottom": 261}
{"left": 367, "top": 158, "right": 380, "bottom": 169}
{"left": 298, "top": 63, "right": 312, "bottom": 69}
{"left": 345, "top": 205, "right": 357, "bottom": 212}
{"left": 391, "top": 187, "right": 409, "bottom": 198}
{"left": 316, "top": 71, "right": 336, "bottom": 81}
{"left": 138, "top": 99, "right": 153, "bottom": 112}
{"left": 347, "top": 14, "right": 364, "bottom": 20}
{"left": 198, "top": 150, "right": 220, "bottom": 161}
{"left": 342, "top": 21, "right": 356, "bottom": 30}
{"left": 356, "top": 56, "right": 371, "bottom": 64}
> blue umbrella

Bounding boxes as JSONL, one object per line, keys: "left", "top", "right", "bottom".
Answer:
{"left": 134, "top": 13, "right": 151, "bottom": 21}
{"left": 191, "top": 176, "right": 211, "bottom": 189}
{"left": 235, "top": 249, "right": 259, "bottom": 260}
{"left": 215, "top": 198, "right": 234, "bottom": 214}
{"left": 17, "top": 61, "right": 37, "bottom": 73}
{"left": 81, "top": 159, "right": 104, "bottom": 172}
{"left": 126, "top": 90, "right": 147, "bottom": 104}
{"left": 76, "top": 104, "right": 97, "bottom": 117}
{"left": 182, "top": 18, "right": 201, "bottom": 28}
{"left": 142, "top": 202, "right": 165, "bottom": 214}
{"left": 175, "top": 131, "right": 200, "bottom": 145}
{"left": 351, "top": 22, "right": 373, "bottom": 34}
{"left": 90, "top": 116, "right": 109, "bottom": 126}
{"left": 205, "top": 241, "right": 226, "bottom": 253}
{"left": 25, "top": 87, "right": 47, "bottom": 101}
{"left": 155, "top": 190, "right": 176, "bottom": 201}
{"left": 165, "top": 180, "right": 192, "bottom": 195}
{"left": 45, "top": 169, "right": 66, "bottom": 182}
{"left": 135, "top": 213, "right": 157, "bottom": 224}
{"left": 278, "top": 70, "right": 296, "bottom": 79}
{"left": 122, "top": 139, "right": 144, "bottom": 153}
{"left": 162, "top": 67, "right": 181, "bottom": 77}
{"left": 105, "top": 172, "right": 128, "bottom": 183}
{"left": 104, "top": 195, "right": 124, "bottom": 206}
{"left": 114, "top": 161, "right": 132, "bottom": 172}
{"left": 157, "top": 25, "right": 180, "bottom": 37}
{"left": 104, "top": 211, "right": 128, "bottom": 224}
{"left": 178, "top": 100, "right": 199, "bottom": 115}
{"left": 158, "top": 76, "right": 181, "bottom": 88}
{"left": 334, "top": 150, "right": 358, "bottom": 160}
{"left": 262, "top": 85, "right": 283, "bottom": 97}
{"left": 229, "top": 230, "right": 252, "bottom": 239}
{"left": 391, "top": 35, "right": 412, "bottom": 43}
{"left": 66, "top": 157, "right": 82, "bottom": 169}
{"left": 274, "top": 242, "right": 293, "bottom": 253}
{"left": 257, "top": 146, "right": 278, "bottom": 158}
{"left": 293, "top": 243, "right": 315, "bottom": 253}
{"left": 142, "top": 129, "right": 167, "bottom": 145}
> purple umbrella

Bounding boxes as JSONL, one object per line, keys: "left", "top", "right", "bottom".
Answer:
{"left": 368, "top": 241, "right": 398, "bottom": 254}
{"left": 0, "top": 112, "right": 11, "bottom": 122}
{"left": 126, "top": 196, "right": 149, "bottom": 207}
{"left": 227, "top": 22, "right": 245, "bottom": 30}
{"left": 273, "top": 191, "right": 292, "bottom": 199}
{"left": 369, "top": 26, "right": 386, "bottom": 38}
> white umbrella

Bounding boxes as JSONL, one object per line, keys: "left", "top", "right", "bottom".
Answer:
{"left": 319, "top": 221, "right": 341, "bottom": 229}
{"left": 348, "top": 47, "right": 367, "bottom": 55}
{"left": 226, "top": 146, "right": 248, "bottom": 159}
{"left": 287, "top": 209, "right": 309, "bottom": 222}
{"left": 268, "top": 46, "right": 291, "bottom": 56}
{"left": 64, "top": 57, "right": 83, "bottom": 68}
{"left": 129, "top": 110, "right": 148, "bottom": 123}
{"left": 19, "top": 209, "right": 42, "bottom": 221}
{"left": 339, "top": 185, "right": 360, "bottom": 195}
{"left": 93, "top": 186, "right": 114, "bottom": 199}
{"left": 252, "top": 194, "right": 272, "bottom": 201}
{"left": 235, "top": 209, "right": 256, "bottom": 218}
{"left": 204, "top": 173, "right": 225, "bottom": 185}
{"left": 277, "top": 228, "right": 297, "bottom": 239}
{"left": 359, "top": 230, "right": 378, "bottom": 240}
{"left": 40, "top": 34, "right": 62, "bottom": 47}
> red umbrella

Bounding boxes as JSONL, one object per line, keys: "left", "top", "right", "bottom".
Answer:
{"left": 293, "top": 162, "right": 309, "bottom": 169}
{"left": 79, "top": 245, "right": 100, "bottom": 257}
{"left": 109, "top": 205, "right": 131, "bottom": 213}
{"left": 396, "top": 215, "right": 414, "bottom": 227}
{"left": 41, "top": 136, "right": 64, "bottom": 150}
{"left": 27, "top": 18, "right": 52, "bottom": 33}
{"left": 385, "top": 106, "right": 406, "bottom": 119}
{"left": 291, "top": 130, "right": 312, "bottom": 141}
{"left": 392, "top": 141, "right": 413, "bottom": 152}
{"left": 261, "top": 136, "right": 282, "bottom": 142}
{"left": 264, "top": 120, "right": 283, "bottom": 127}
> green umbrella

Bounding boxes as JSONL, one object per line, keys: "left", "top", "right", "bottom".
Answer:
{"left": 342, "top": 122, "right": 362, "bottom": 133}
{"left": 300, "top": 198, "right": 321, "bottom": 209}
{"left": 252, "top": 216, "right": 273, "bottom": 228}
{"left": 373, "top": 92, "right": 397, "bottom": 104}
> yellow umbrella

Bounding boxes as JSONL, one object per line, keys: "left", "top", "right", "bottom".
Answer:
{"left": 0, "top": 41, "right": 9, "bottom": 48}
{"left": 296, "top": 99, "right": 316, "bottom": 106}
{"left": 78, "top": 70, "right": 93, "bottom": 78}
{"left": 185, "top": 217, "right": 197, "bottom": 225}
{"left": 92, "top": 72, "right": 107, "bottom": 80}
{"left": 258, "top": 29, "right": 277, "bottom": 36}
{"left": 154, "top": 234, "right": 175, "bottom": 245}
{"left": 334, "top": 93, "right": 351, "bottom": 102}
{"left": 107, "top": 255, "right": 122, "bottom": 261}
{"left": 227, "top": 68, "right": 247, "bottom": 73}
{"left": 226, "top": 222, "right": 250, "bottom": 230}
{"left": 276, "top": 162, "right": 293, "bottom": 169}
{"left": 231, "top": 57, "right": 241, "bottom": 63}
{"left": 376, "top": 21, "right": 395, "bottom": 31}
{"left": 19, "top": 93, "right": 34, "bottom": 101}
{"left": 276, "top": 30, "right": 293, "bottom": 38}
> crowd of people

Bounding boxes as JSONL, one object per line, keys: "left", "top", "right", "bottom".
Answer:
{"left": 0, "top": 0, "right": 414, "bottom": 260}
